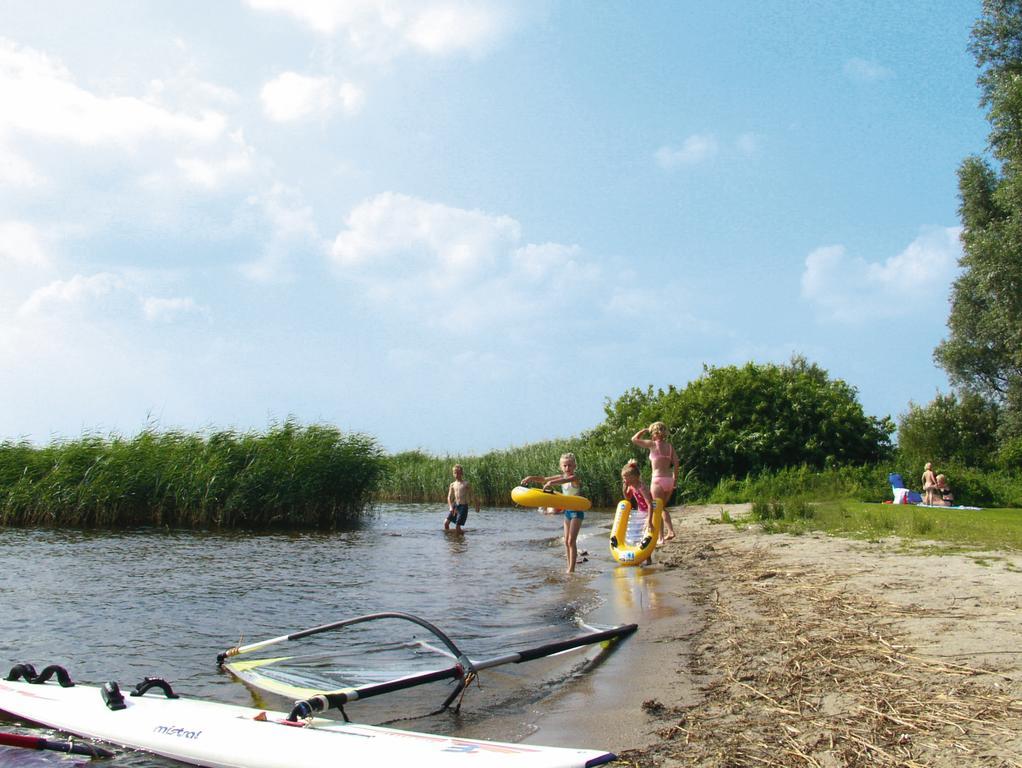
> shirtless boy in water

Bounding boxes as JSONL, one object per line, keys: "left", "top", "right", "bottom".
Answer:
{"left": 444, "top": 464, "right": 478, "bottom": 533}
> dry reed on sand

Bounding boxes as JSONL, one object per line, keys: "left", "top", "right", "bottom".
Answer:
{"left": 617, "top": 537, "right": 1022, "bottom": 768}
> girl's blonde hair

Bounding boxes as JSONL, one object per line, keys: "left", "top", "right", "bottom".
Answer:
{"left": 559, "top": 452, "right": 576, "bottom": 467}
{"left": 649, "top": 421, "right": 667, "bottom": 437}
{"left": 621, "top": 459, "right": 641, "bottom": 496}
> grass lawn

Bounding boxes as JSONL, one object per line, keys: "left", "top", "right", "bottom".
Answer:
{"left": 746, "top": 498, "right": 1022, "bottom": 552}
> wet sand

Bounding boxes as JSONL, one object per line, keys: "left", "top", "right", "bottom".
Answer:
{"left": 528, "top": 503, "right": 1022, "bottom": 766}
{"left": 525, "top": 560, "right": 701, "bottom": 752}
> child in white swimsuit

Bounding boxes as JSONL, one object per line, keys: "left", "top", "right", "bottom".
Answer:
{"left": 521, "top": 453, "right": 585, "bottom": 573}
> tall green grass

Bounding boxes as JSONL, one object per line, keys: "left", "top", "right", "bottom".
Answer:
{"left": 706, "top": 463, "right": 1022, "bottom": 508}
{"left": 750, "top": 499, "right": 1022, "bottom": 550}
{"left": 706, "top": 464, "right": 892, "bottom": 505}
{"left": 383, "top": 439, "right": 645, "bottom": 508}
{"left": 385, "top": 448, "right": 1022, "bottom": 510}
{"left": 5, "top": 421, "right": 1020, "bottom": 529}
{"left": 0, "top": 421, "right": 384, "bottom": 529}
{"left": 734, "top": 464, "right": 1022, "bottom": 549}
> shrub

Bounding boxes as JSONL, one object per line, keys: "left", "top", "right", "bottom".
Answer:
{"left": 589, "top": 356, "right": 894, "bottom": 484}
{"left": 898, "top": 391, "right": 1001, "bottom": 469}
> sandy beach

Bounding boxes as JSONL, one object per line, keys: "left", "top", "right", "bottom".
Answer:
{"left": 554, "top": 503, "right": 1022, "bottom": 767}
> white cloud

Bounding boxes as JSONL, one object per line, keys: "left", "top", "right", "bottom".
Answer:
{"left": 843, "top": 57, "right": 893, "bottom": 83}
{"left": 260, "top": 72, "right": 364, "bottom": 122}
{"left": 328, "top": 192, "right": 597, "bottom": 330}
{"left": 246, "top": 0, "right": 377, "bottom": 36}
{"left": 0, "top": 220, "right": 56, "bottom": 309}
{"left": 18, "top": 272, "right": 124, "bottom": 317}
{"left": 606, "top": 287, "right": 646, "bottom": 316}
{"left": 245, "top": 0, "right": 512, "bottom": 59}
{"left": 174, "top": 130, "right": 255, "bottom": 188}
{"left": 338, "top": 82, "right": 365, "bottom": 115}
{"left": 261, "top": 72, "right": 335, "bottom": 122}
{"left": 654, "top": 134, "right": 719, "bottom": 169}
{"left": 332, "top": 191, "right": 519, "bottom": 276}
{"left": 800, "top": 227, "right": 961, "bottom": 323}
{"left": 0, "top": 220, "right": 49, "bottom": 269}
{"left": 240, "top": 184, "right": 320, "bottom": 284}
{"left": 511, "top": 242, "right": 582, "bottom": 280}
{"left": 735, "top": 132, "right": 760, "bottom": 156}
{"left": 0, "top": 39, "right": 224, "bottom": 148}
{"left": 0, "top": 219, "right": 207, "bottom": 326}
{"left": 404, "top": 3, "right": 506, "bottom": 56}
{"left": 0, "top": 266, "right": 217, "bottom": 443}
{"left": 0, "top": 143, "right": 41, "bottom": 186}
{"left": 0, "top": 38, "right": 250, "bottom": 189}
{"left": 264, "top": 185, "right": 320, "bottom": 240}
{"left": 142, "top": 296, "right": 204, "bottom": 322}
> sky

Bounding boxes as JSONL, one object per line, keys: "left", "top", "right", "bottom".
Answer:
{"left": 0, "top": 1, "right": 991, "bottom": 455}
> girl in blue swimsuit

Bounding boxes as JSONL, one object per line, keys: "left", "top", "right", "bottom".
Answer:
{"left": 521, "top": 453, "right": 584, "bottom": 573}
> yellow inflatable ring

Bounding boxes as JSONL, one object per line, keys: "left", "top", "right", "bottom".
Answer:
{"left": 609, "top": 498, "right": 663, "bottom": 566}
{"left": 511, "top": 485, "right": 592, "bottom": 512}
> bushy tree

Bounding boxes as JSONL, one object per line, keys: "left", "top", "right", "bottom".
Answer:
{"left": 897, "top": 391, "right": 1001, "bottom": 469}
{"left": 935, "top": 0, "right": 1022, "bottom": 449}
{"left": 589, "top": 357, "right": 894, "bottom": 483}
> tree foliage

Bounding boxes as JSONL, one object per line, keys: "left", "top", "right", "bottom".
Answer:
{"left": 588, "top": 357, "right": 894, "bottom": 483}
{"left": 935, "top": 0, "right": 1022, "bottom": 446}
{"left": 897, "top": 391, "right": 1001, "bottom": 469}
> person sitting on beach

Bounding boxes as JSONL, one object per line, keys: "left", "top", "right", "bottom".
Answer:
{"left": 521, "top": 453, "right": 585, "bottom": 573}
{"left": 444, "top": 464, "right": 479, "bottom": 533}
{"left": 934, "top": 474, "right": 954, "bottom": 506}
{"left": 631, "top": 421, "right": 677, "bottom": 543}
{"left": 922, "top": 462, "right": 938, "bottom": 506}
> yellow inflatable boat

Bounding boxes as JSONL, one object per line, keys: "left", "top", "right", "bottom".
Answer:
{"left": 609, "top": 498, "right": 662, "bottom": 566}
{"left": 510, "top": 485, "right": 592, "bottom": 512}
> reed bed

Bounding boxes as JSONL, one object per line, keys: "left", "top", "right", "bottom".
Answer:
{"left": 382, "top": 439, "right": 642, "bottom": 508}
{"left": 706, "top": 464, "right": 893, "bottom": 505}
{"left": 384, "top": 445, "right": 1022, "bottom": 511}
{"left": 5, "top": 418, "right": 1018, "bottom": 528}
{"left": 0, "top": 421, "right": 384, "bottom": 530}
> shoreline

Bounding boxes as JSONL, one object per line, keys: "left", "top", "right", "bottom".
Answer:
{"left": 532, "top": 503, "right": 1022, "bottom": 766}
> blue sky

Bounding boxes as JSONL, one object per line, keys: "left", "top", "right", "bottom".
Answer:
{"left": 0, "top": 1, "right": 989, "bottom": 454}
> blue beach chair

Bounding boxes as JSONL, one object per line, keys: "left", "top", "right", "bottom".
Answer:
{"left": 888, "top": 473, "right": 922, "bottom": 504}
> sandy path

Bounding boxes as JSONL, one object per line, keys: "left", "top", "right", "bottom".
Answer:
{"left": 554, "top": 503, "right": 1022, "bottom": 766}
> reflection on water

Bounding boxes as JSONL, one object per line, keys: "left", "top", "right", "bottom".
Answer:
{"left": 0, "top": 503, "right": 681, "bottom": 762}
{"left": 609, "top": 562, "right": 673, "bottom": 618}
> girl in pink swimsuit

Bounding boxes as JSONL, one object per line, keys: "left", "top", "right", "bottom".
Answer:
{"left": 621, "top": 459, "right": 655, "bottom": 533}
{"left": 631, "top": 421, "right": 677, "bottom": 542}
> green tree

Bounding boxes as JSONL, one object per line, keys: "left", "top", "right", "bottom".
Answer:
{"left": 590, "top": 357, "right": 894, "bottom": 483}
{"left": 935, "top": 0, "right": 1022, "bottom": 445}
{"left": 897, "top": 391, "right": 1001, "bottom": 469}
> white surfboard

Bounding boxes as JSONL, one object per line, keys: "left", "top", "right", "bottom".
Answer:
{"left": 0, "top": 678, "right": 614, "bottom": 768}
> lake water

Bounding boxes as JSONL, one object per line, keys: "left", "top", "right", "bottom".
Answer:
{"left": 0, "top": 502, "right": 675, "bottom": 765}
